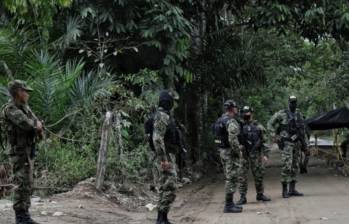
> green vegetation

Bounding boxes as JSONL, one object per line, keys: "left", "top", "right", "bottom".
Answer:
{"left": 0, "top": 1, "right": 348, "bottom": 191}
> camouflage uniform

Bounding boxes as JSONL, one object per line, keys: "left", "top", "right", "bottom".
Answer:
{"left": 3, "top": 100, "right": 39, "bottom": 212}
{"left": 152, "top": 108, "right": 177, "bottom": 214}
{"left": 239, "top": 121, "right": 269, "bottom": 195}
{"left": 219, "top": 116, "right": 242, "bottom": 195}
{"left": 267, "top": 109, "right": 307, "bottom": 183}
{"left": 341, "top": 135, "right": 349, "bottom": 159}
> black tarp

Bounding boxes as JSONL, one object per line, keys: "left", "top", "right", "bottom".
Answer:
{"left": 306, "top": 107, "right": 349, "bottom": 130}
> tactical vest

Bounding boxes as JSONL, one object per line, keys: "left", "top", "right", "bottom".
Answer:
{"left": 214, "top": 114, "right": 233, "bottom": 148}
{"left": 281, "top": 110, "right": 304, "bottom": 136}
{"left": 145, "top": 107, "right": 180, "bottom": 154}
{"left": 241, "top": 121, "right": 261, "bottom": 151}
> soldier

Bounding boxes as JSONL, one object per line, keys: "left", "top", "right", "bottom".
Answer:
{"left": 300, "top": 125, "right": 311, "bottom": 174}
{"left": 153, "top": 90, "right": 179, "bottom": 224}
{"left": 237, "top": 106, "right": 271, "bottom": 205}
{"left": 340, "top": 134, "right": 349, "bottom": 159}
{"left": 2, "top": 80, "right": 43, "bottom": 224}
{"left": 214, "top": 100, "right": 243, "bottom": 213}
{"left": 267, "top": 96, "right": 307, "bottom": 198}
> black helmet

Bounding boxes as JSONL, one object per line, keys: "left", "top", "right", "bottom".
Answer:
{"left": 242, "top": 105, "right": 253, "bottom": 113}
{"left": 159, "top": 90, "right": 174, "bottom": 111}
{"left": 224, "top": 100, "right": 237, "bottom": 109}
{"left": 289, "top": 95, "right": 297, "bottom": 102}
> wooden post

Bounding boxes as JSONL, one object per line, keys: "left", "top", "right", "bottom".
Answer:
{"left": 96, "top": 111, "right": 113, "bottom": 190}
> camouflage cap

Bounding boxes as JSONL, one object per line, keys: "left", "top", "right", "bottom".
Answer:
{"left": 8, "top": 80, "right": 33, "bottom": 93}
{"left": 224, "top": 99, "right": 237, "bottom": 109}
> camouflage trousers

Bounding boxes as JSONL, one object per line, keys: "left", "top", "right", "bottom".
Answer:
{"left": 158, "top": 153, "right": 177, "bottom": 213}
{"left": 219, "top": 148, "right": 240, "bottom": 194}
{"left": 239, "top": 152, "right": 265, "bottom": 194}
{"left": 280, "top": 141, "right": 301, "bottom": 183}
{"left": 299, "top": 148, "right": 310, "bottom": 170}
{"left": 10, "top": 148, "right": 34, "bottom": 212}
{"left": 149, "top": 151, "right": 160, "bottom": 186}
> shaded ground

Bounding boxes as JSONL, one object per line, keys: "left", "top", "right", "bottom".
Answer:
{"left": 1, "top": 150, "right": 349, "bottom": 224}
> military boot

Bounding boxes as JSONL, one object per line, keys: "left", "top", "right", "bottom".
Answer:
{"left": 156, "top": 211, "right": 166, "bottom": 224}
{"left": 282, "top": 182, "right": 289, "bottom": 198}
{"left": 288, "top": 181, "right": 304, "bottom": 197}
{"left": 223, "top": 193, "right": 243, "bottom": 213}
{"left": 24, "top": 211, "right": 40, "bottom": 224}
{"left": 15, "top": 210, "right": 26, "bottom": 224}
{"left": 256, "top": 193, "right": 271, "bottom": 202}
{"left": 164, "top": 211, "right": 173, "bottom": 224}
{"left": 236, "top": 193, "right": 247, "bottom": 205}
{"left": 300, "top": 166, "right": 308, "bottom": 174}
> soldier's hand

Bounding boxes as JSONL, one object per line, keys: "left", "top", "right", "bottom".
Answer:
{"left": 272, "top": 136, "right": 279, "bottom": 144}
{"left": 262, "top": 156, "right": 269, "bottom": 163}
{"left": 262, "top": 156, "right": 269, "bottom": 165}
{"left": 160, "top": 161, "right": 171, "bottom": 171}
{"left": 36, "top": 120, "right": 43, "bottom": 133}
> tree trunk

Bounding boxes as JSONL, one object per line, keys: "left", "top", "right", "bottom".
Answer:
{"left": 96, "top": 111, "right": 113, "bottom": 191}
{"left": 185, "top": 0, "right": 209, "bottom": 164}
{"left": 185, "top": 86, "right": 200, "bottom": 163}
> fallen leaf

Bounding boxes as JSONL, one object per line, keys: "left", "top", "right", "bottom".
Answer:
{"left": 145, "top": 203, "right": 157, "bottom": 212}
{"left": 53, "top": 212, "right": 64, "bottom": 217}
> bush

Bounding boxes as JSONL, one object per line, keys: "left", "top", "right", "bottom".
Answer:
{"left": 35, "top": 139, "right": 96, "bottom": 191}
{"left": 106, "top": 142, "right": 152, "bottom": 182}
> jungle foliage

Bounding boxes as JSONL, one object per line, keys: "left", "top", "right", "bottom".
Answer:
{"left": 0, "top": 0, "right": 348, "bottom": 189}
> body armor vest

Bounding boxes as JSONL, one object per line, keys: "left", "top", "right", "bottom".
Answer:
{"left": 281, "top": 110, "right": 304, "bottom": 136}
{"left": 241, "top": 121, "right": 261, "bottom": 151}
{"left": 214, "top": 114, "right": 232, "bottom": 148}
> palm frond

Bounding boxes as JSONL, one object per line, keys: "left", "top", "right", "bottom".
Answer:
{"left": 25, "top": 51, "right": 86, "bottom": 124}
{"left": 0, "top": 84, "right": 9, "bottom": 106}
{"left": 0, "top": 29, "right": 19, "bottom": 75}
{"left": 24, "top": 50, "right": 61, "bottom": 79}
{"left": 70, "top": 71, "right": 114, "bottom": 109}
{"left": 55, "top": 16, "right": 83, "bottom": 50}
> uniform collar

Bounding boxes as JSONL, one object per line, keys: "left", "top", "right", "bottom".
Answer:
{"left": 158, "top": 106, "right": 171, "bottom": 115}
{"left": 11, "top": 99, "right": 29, "bottom": 112}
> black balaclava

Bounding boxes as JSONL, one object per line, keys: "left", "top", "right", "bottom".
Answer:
{"left": 243, "top": 114, "right": 251, "bottom": 121}
{"left": 159, "top": 90, "right": 174, "bottom": 111}
{"left": 288, "top": 96, "right": 297, "bottom": 113}
{"left": 242, "top": 105, "right": 252, "bottom": 121}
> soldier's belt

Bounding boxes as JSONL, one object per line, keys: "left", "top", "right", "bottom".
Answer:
{"left": 214, "top": 139, "right": 222, "bottom": 144}
{"left": 281, "top": 135, "right": 299, "bottom": 142}
{"left": 214, "top": 139, "right": 230, "bottom": 148}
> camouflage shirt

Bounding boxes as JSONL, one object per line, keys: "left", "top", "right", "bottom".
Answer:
{"left": 226, "top": 116, "right": 242, "bottom": 155}
{"left": 152, "top": 107, "right": 171, "bottom": 162}
{"left": 258, "top": 123, "right": 270, "bottom": 156}
{"left": 2, "top": 100, "right": 38, "bottom": 152}
{"left": 267, "top": 109, "right": 306, "bottom": 141}
{"left": 242, "top": 120, "right": 270, "bottom": 156}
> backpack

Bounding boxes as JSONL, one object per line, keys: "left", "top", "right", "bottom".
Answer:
{"left": 144, "top": 108, "right": 180, "bottom": 152}
{"left": 144, "top": 111, "right": 156, "bottom": 151}
{"left": 213, "top": 114, "right": 231, "bottom": 148}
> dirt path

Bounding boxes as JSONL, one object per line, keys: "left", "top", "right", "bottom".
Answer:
{"left": 173, "top": 166, "right": 349, "bottom": 224}
{"left": 1, "top": 151, "right": 349, "bottom": 224}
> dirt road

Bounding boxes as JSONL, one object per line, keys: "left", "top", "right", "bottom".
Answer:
{"left": 1, "top": 151, "right": 349, "bottom": 224}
